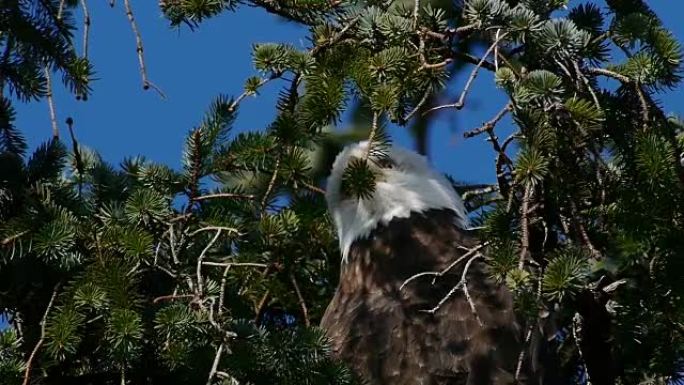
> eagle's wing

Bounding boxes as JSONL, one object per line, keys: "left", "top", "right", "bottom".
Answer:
{"left": 321, "top": 209, "right": 539, "bottom": 385}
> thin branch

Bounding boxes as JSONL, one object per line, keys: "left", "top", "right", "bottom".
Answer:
{"left": 189, "top": 226, "right": 240, "bottom": 237}
{"left": 228, "top": 74, "right": 279, "bottom": 112}
{"left": 122, "top": 0, "right": 165, "bottom": 98}
{"left": 402, "top": 87, "right": 431, "bottom": 123}
{"left": 572, "top": 313, "right": 592, "bottom": 385}
{"left": 299, "top": 180, "right": 326, "bottom": 195}
{"left": 261, "top": 155, "right": 281, "bottom": 211}
{"left": 420, "top": 58, "right": 452, "bottom": 70}
{"left": 218, "top": 265, "right": 231, "bottom": 314}
{"left": 310, "top": 16, "right": 360, "bottom": 57}
{"left": 420, "top": 253, "right": 484, "bottom": 326}
{"left": 193, "top": 192, "right": 256, "bottom": 201}
{"left": 196, "top": 229, "right": 222, "bottom": 297}
{"left": 202, "top": 261, "right": 268, "bottom": 268}
{"left": 462, "top": 185, "right": 499, "bottom": 201}
{"left": 2, "top": 231, "right": 29, "bottom": 246}
{"left": 80, "top": 0, "right": 90, "bottom": 59}
{"left": 574, "top": 61, "right": 601, "bottom": 111}
{"left": 518, "top": 184, "right": 533, "bottom": 270}
{"left": 463, "top": 103, "right": 511, "bottom": 138}
{"left": 400, "top": 242, "right": 488, "bottom": 290}
{"left": 634, "top": 82, "right": 650, "bottom": 131}
{"left": 23, "top": 282, "right": 61, "bottom": 385}
{"left": 425, "top": 33, "right": 509, "bottom": 115}
{"left": 44, "top": 67, "right": 59, "bottom": 138}
{"left": 570, "top": 201, "right": 601, "bottom": 259}
{"left": 153, "top": 294, "right": 195, "bottom": 304}
{"left": 290, "top": 274, "right": 311, "bottom": 327}
{"left": 587, "top": 67, "right": 630, "bottom": 83}
{"left": 206, "top": 344, "right": 224, "bottom": 385}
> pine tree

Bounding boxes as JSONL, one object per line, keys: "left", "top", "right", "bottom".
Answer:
{"left": 1, "top": 0, "right": 684, "bottom": 384}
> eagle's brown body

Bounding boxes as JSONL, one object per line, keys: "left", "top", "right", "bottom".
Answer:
{"left": 321, "top": 209, "right": 536, "bottom": 385}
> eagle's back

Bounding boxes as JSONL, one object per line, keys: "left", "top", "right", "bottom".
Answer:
{"left": 321, "top": 209, "right": 536, "bottom": 385}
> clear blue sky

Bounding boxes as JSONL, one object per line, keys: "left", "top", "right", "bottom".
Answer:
{"left": 13, "top": 0, "right": 684, "bottom": 186}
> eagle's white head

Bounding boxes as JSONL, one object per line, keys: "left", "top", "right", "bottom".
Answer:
{"left": 326, "top": 141, "right": 469, "bottom": 262}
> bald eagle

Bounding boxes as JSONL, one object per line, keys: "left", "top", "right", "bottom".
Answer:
{"left": 321, "top": 141, "right": 541, "bottom": 385}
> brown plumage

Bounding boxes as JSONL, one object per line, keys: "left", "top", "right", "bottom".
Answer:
{"left": 321, "top": 209, "right": 535, "bottom": 385}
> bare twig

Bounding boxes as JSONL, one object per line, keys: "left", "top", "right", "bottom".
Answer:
{"left": 570, "top": 201, "right": 601, "bottom": 259}
{"left": 518, "top": 184, "right": 533, "bottom": 270}
{"left": 572, "top": 313, "right": 592, "bottom": 385}
{"left": 634, "top": 82, "right": 650, "bottom": 131}
{"left": 218, "top": 265, "right": 231, "bottom": 314}
{"left": 189, "top": 226, "right": 240, "bottom": 237}
{"left": 573, "top": 62, "right": 601, "bottom": 111}
{"left": 196, "top": 229, "right": 222, "bottom": 296}
{"left": 402, "top": 87, "right": 431, "bottom": 123}
{"left": 421, "top": 253, "right": 484, "bottom": 326}
{"left": 464, "top": 103, "right": 511, "bottom": 138}
{"left": 202, "top": 261, "right": 268, "bottom": 268}
{"left": 228, "top": 74, "right": 279, "bottom": 112}
{"left": 153, "top": 294, "right": 195, "bottom": 304}
{"left": 587, "top": 67, "right": 630, "bottom": 83}
{"left": 299, "top": 180, "right": 326, "bottom": 195}
{"left": 57, "top": 0, "right": 66, "bottom": 18}
{"left": 424, "top": 33, "right": 509, "bottom": 115}
{"left": 462, "top": 185, "right": 499, "bottom": 201}
{"left": 193, "top": 193, "right": 256, "bottom": 201}
{"left": 206, "top": 344, "right": 224, "bottom": 385}
{"left": 122, "top": 0, "right": 165, "bottom": 98}
{"left": 2, "top": 231, "right": 29, "bottom": 246}
{"left": 23, "top": 282, "right": 61, "bottom": 385}
{"left": 400, "top": 242, "right": 488, "bottom": 290}
{"left": 420, "top": 58, "right": 453, "bottom": 70}
{"left": 290, "top": 273, "right": 311, "bottom": 327}
{"left": 44, "top": 67, "right": 59, "bottom": 138}
{"left": 261, "top": 155, "right": 281, "bottom": 211}
{"left": 364, "top": 111, "right": 380, "bottom": 160}
{"left": 80, "top": 0, "right": 90, "bottom": 59}
{"left": 310, "top": 16, "right": 360, "bottom": 57}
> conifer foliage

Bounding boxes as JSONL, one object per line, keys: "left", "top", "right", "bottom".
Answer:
{"left": 1, "top": 0, "right": 684, "bottom": 384}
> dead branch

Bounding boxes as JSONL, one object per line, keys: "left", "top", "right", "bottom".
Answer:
{"left": 464, "top": 103, "right": 511, "bottom": 138}
{"left": 261, "top": 155, "right": 282, "bottom": 211}
{"left": 80, "top": 0, "right": 90, "bottom": 59}
{"left": 153, "top": 294, "right": 195, "bottom": 304}
{"left": 518, "top": 184, "right": 533, "bottom": 270}
{"left": 44, "top": 67, "right": 59, "bottom": 138}
{"left": 202, "top": 261, "right": 268, "bottom": 268}
{"left": 206, "top": 344, "right": 225, "bottom": 385}
{"left": 424, "top": 32, "right": 509, "bottom": 115}
{"left": 122, "top": 0, "right": 165, "bottom": 98}
{"left": 402, "top": 87, "right": 431, "bottom": 123}
{"left": 193, "top": 193, "right": 256, "bottom": 201}
{"left": 420, "top": 253, "right": 484, "bottom": 326}
{"left": 400, "top": 242, "right": 488, "bottom": 290}
{"left": 189, "top": 226, "right": 241, "bottom": 237}
{"left": 290, "top": 273, "right": 311, "bottom": 327}
{"left": 23, "top": 282, "right": 61, "bottom": 385}
{"left": 196, "top": 229, "right": 222, "bottom": 296}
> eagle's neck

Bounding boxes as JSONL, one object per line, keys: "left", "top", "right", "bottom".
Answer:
{"left": 340, "top": 209, "right": 476, "bottom": 281}
{"left": 328, "top": 172, "right": 469, "bottom": 263}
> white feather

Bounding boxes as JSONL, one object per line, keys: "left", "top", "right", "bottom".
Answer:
{"left": 325, "top": 141, "right": 469, "bottom": 262}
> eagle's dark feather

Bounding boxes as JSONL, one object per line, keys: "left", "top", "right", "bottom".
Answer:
{"left": 321, "top": 209, "right": 539, "bottom": 385}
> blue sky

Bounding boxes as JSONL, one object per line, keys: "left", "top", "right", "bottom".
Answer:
{"left": 13, "top": 0, "right": 684, "bottom": 186}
